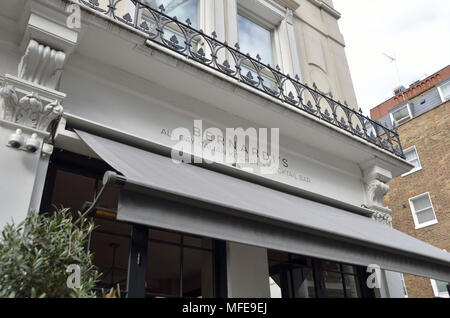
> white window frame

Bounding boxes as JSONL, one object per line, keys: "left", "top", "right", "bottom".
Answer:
{"left": 401, "top": 146, "right": 422, "bottom": 177}
{"left": 437, "top": 80, "right": 450, "bottom": 103}
{"left": 140, "top": 0, "right": 201, "bottom": 30}
{"left": 431, "top": 279, "right": 450, "bottom": 298}
{"left": 408, "top": 192, "right": 438, "bottom": 230}
{"left": 237, "top": 8, "right": 277, "bottom": 66}
{"left": 224, "top": 0, "right": 301, "bottom": 78}
{"left": 389, "top": 103, "right": 413, "bottom": 126}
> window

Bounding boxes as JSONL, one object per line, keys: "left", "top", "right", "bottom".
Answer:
{"left": 409, "top": 193, "right": 438, "bottom": 229}
{"left": 402, "top": 146, "right": 422, "bottom": 176}
{"left": 267, "top": 250, "right": 373, "bottom": 298}
{"left": 321, "top": 261, "right": 362, "bottom": 298}
{"left": 237, "top": 11, "right": 279, "bottom": 91}
{"left": 389, "top": 103, "right": 412, "bottom": 126}
{"left": 237, "top": 13, "right": 274, "bottom": 66}
{"left": 431, "top": 279, "right": 450, "bottom": 298}
{"left": 143, "top": 0, "right": 199, "bottom": 27}
{"left": 140, "top": 0, "right": 199, "bottom": 51}
{"left": 145, "top": 231, "right": 214, "bottom": 298}
{"left": 42, "top": 150, "right": 221, "bottom": 298}
{"left": 268, "top": 251, "right": 317, "bottom": 298}
{"left": 89, "top": 215, "right": 131, "bottom": 293}
{"left": 437, "top": 81, "right": 450, "bottom": 102}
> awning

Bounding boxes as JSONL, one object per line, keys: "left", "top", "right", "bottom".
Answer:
{"left": 76, "top": 130, "right": 450, "bottom": 282}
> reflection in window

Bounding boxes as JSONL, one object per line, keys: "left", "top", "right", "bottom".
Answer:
{"left": 146, "top": 229, "right": 214, "bottom": 298}
{"left": 237, "top": 14, "right": 273, "bottom": 65}
{"left": 292, "top": 267, "right": 316, "bottom": 298}
{"left": 147, "top": 242, "right": 181, "bottom": 297}
{"left": 144, "top": 0, "right": 199, "bottom": 27}
{"left": 321, "top": 260, "right": 362, "bottom": 298}
{"left": 344, "top": 274, "right": 362, "bottom": 298}
{"left": 324, "top": 271, "right": 345, "bottom": 298}
{"left": 269, "top": 276, "right": 282, "bottom": 298}
{"left": 141, "top": 1, "right": 199, "bottom": 53}
{"left": 183, "top": 248, "right": 213, "bottom": 297}
{"left": 268, "top": 251, "right": 316, "bottom": 298}
{"left": 89, "top": 217, "right": 131, "bottom": 293}
{"left": 49, "top": 170, "right": 96, "bottom": 214}
{"left": 268, "top": 251, "right": 366, "bottom": 298}
{"left": 237, "top": 14, "right": 277, "bottom": 92}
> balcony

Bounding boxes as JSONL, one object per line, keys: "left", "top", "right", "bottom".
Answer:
{"left": 76, "top": 0, "right": 404, "bottom": 158}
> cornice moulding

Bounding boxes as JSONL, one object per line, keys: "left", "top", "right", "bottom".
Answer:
{"left": 275, "top": 0, "right": 301, "bottom": 11}
{"left": 18, "top": 39, "right": 67, "bottom": 90}
{"left": 307, "top": 0, "right": 341, "bottom": 19}
{"left": 22, "top": 12, "right": 78, "bottom": 55}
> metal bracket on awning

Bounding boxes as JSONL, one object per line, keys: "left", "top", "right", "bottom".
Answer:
{"left": 103, "top": 171, "right": 127, "bottom": 188}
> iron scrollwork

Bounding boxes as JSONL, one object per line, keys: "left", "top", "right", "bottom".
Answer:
{"left": 77, "top": 0, "right": 405, "bottom": 158}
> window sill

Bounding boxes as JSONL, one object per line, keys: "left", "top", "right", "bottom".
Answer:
{"left": 401, "top": 167, "right": 422, "bottom": 177}
{"left": 414, "top": 219, "right": 438, "bottom": 230}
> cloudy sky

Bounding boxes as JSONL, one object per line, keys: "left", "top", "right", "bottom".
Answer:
{"left": 333, "top": 0, "right": 450, "bottom": 114}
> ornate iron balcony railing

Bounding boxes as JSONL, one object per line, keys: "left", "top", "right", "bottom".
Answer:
{"left": 77, "top": 0, "right": 405, "bottom": 158}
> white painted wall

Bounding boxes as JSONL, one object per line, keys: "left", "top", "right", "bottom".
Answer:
{"left": 58, "top": 54, "right": 365, "bottom": 207}
{"left": 0, "top": 125, "right": 44, "bottom": 228}
{"left": 226, "top": 242, "right": 271, "bottom": 298}
{"left": 293, "top": 0, "right": 359, "bottom": 108}
{"left": 382, "top": 271, "right": 408, "bottom": 298}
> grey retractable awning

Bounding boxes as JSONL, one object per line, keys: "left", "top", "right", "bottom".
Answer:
{"left": 76, "top": 130, "right": 450, "bottom": 282}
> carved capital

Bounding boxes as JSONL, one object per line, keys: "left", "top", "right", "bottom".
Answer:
{"left": 18, "top": 40, "right": 67, "bottom": 90}
{"left": 0, "top": 76, "right": 64, "bottom": 132}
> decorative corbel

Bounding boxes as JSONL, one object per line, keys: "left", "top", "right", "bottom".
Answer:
{"left": 366, "top": 179, "right": 391, "bottom": 213}
{"left": 18, "top": 40, "right": 67, "bottom": 90}
{"left": 362, "top": 160, "right": 393, "bottom": 226}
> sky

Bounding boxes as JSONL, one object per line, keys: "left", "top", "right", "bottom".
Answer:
{"left": 333, "top": 0, "right": 450, "bottom": 115}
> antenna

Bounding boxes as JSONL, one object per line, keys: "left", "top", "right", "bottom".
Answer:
{"left": 383, "top": 52, "right": 406, "bottom": 102}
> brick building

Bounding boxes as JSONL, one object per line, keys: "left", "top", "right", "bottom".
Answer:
{"left": 371, "top": 65, "right": 450, "bottom": 298}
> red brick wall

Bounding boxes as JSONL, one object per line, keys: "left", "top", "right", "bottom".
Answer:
{"left": 385, "top": 101, "right": 450, "bottom": 298}
{"left": 371, "top": 65, "right": 450, "bottom": 120}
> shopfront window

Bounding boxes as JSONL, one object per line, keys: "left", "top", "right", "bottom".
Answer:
{"left": 89, "top": 215, "right": 131, "bottom": 293}
{"left": 321, "top": 261, "right": 362, "bottom": 298}
{"left": 268, "top": 251, "right": 316, "bottom": 298}
{"left": 146, "top": 231, "right": 214, "bottom": 298}
{"left": 268, "top": 250, "right": 370, "bottom": 298}
{"left": 41, "top": 150, "right": 218, "bottom": 298}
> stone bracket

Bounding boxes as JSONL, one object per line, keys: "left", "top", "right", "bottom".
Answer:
{"left": 361, "top": 159, "right": 394, "bottom": 225}
{"left": 18, "top": 39, "right": 67, "bottom": 90}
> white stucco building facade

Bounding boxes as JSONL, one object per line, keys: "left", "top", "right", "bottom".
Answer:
{"left": 0, "top": 0, "right": 449, "bottom": 298}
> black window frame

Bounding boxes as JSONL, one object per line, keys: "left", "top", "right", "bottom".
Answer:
{"left": 40, "top": 149, "right": 227, "bottom": 298}
{"left": 268, "top": 251, "right": 375, "bottom": 299}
